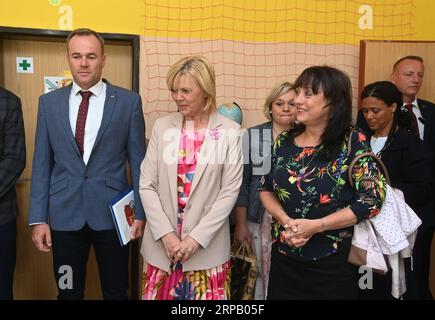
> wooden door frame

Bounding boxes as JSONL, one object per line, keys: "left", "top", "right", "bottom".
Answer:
{"left": 0, "top": 26, "right": 140, "bottom": 92}
{"left": 0, "top": 26, "right": 141, "bottom": 299}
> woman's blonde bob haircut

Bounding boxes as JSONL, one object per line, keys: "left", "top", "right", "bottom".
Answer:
{"left": 166, "top": 55, "right": 216, "bottom": 112}
{"left": 263, "top": 81, "right": 293, "bottom": 120}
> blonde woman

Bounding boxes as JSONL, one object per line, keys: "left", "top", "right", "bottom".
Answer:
{"left": 139, "top": 55, "right": 243, "bottom": 300}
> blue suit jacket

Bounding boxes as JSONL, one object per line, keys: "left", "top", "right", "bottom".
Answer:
{"left": 28, "top": 80, "right": 146, "bottom": 231}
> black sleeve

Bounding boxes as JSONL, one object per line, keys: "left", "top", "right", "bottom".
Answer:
{"left": 0, "top": 93, "right": 26, "bottom": 197}
{"left": 393, "top": 138, "right": 433, "bottom": 208}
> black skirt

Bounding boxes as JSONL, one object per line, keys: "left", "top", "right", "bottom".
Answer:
{"left": 267, "top": 245, "right": 359, "bottom": 300}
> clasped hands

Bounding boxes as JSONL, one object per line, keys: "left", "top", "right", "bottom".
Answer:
{"left": 162, "top": 232, "right": 199, "bottom": 264}
{"left": 282, "top": 218, "right": 319, "bottom": 249}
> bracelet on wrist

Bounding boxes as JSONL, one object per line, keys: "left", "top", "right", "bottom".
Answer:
{"left": 320, "top": 218, "right": 326, "bottom": 232}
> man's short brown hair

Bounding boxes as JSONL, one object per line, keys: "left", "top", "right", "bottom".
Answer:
{"left": 66, "top": 28, "right": 105, "bottom": 54}
{"left": 393, "top": 55, "right": 423, "bottom": 71}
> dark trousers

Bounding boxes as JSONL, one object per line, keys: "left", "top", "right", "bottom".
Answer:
{"left": 0, "top": 218, "right": 16, "bottom": 300}
{"left": 267, "top": 246, "right": 358, "bottom": 300}
{"left": 358, "top": 269, "right": 396, "bottom": 300}
{"left": 51, "top": 224, "right": 129, "bottom": 300}
{"left": 403, "top": 226, "right": 434, "bottom": 300}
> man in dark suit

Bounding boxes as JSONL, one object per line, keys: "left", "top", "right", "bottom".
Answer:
{"left": 357, "top": 56, "right": 435, "bottom": 299}
{"left": 29, "top": 28, "right": 146, "bottom": 300}
{"left": 0, "top": 87, "right": 26, "bottom": 300}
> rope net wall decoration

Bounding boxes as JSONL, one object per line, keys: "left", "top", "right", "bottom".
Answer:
{"left": 139, "top": 0, "right": 415, "bottom": 128}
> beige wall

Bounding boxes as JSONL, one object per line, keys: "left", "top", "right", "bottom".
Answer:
{"left": 360, "top": 41, "right": 435, "bottom": 103}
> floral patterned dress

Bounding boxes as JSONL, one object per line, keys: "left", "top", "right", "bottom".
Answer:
{"left": 142, "top": 128, "right": 231, "bottom": 300}
{"left": 259, "top": 128, "right": 387, "bottom": 261}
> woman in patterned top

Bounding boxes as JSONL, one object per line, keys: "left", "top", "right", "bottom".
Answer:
{"left": 259, "top": 66, "right": 386, "bottom": 299}
{"left": 139, "top": 55, "right": 242, "bottom": 300}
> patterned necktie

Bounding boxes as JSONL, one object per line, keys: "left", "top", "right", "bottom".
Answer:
{"left": 75, "top": 91, "right": 92, "bottom": 157}
{"left": 404, "top": 104, "right": 419, "bottom": 138}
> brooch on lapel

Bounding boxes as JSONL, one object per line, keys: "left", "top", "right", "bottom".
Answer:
{"left": 210, "top": 128, "right": 221, "bottom": 140}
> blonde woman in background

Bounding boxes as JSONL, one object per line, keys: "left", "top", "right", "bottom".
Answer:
{"left": 233, "top": 81, "right": 296, "bottom": 299}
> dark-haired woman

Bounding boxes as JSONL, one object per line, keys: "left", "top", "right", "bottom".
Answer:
{"left": 259, "top": 66, "right": 386, "bottom": 300}
{"left": 358, "top": 81, "right": 433, "bottom": 299}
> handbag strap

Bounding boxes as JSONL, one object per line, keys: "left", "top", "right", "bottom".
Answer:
{"left": 232, "top": 241, "right": 253, "bottom": 257}
{"left": 347, "top": 127, "right": 358, "bottom": 156}
{"left": 348, "top": 151, "right": 391, "bottom": 188}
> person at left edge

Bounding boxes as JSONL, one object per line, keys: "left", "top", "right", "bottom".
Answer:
{"left": 0, "top": 87, "right": 26, "bottom": 300}
{"left": 28, "top": 28, "right": 146, "bottom": 300}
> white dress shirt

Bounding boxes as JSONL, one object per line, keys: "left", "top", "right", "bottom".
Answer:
{"left": 69, "top": 80, "right": 106, "bottom": 165}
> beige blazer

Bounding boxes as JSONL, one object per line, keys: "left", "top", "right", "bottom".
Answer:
{"left": 139, "top": 111, "right": 243, "bottom": 272}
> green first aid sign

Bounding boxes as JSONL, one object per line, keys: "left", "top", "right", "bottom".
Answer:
{"left": 17, "top": 57, "right": 34, "bottom": 73}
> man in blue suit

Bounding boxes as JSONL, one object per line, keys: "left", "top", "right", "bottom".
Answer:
{"left": 29, "top": 28, "right": 146, "bottom": 300}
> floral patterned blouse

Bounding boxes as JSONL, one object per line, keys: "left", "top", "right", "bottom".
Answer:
{"left": 259, "top": 128, "right": 386, "bottom": 261}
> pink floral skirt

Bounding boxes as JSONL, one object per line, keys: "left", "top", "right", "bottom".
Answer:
{"left": 142, "top": 261, "right": 231, "bottom": 300}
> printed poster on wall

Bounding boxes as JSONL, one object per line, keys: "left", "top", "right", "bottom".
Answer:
{"left": 44, "top": 76, "right": 73, "bottom": 93}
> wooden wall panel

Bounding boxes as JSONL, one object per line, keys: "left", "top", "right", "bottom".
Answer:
{"left": 359, "top": 40, "right": 435, "bottom": 103}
